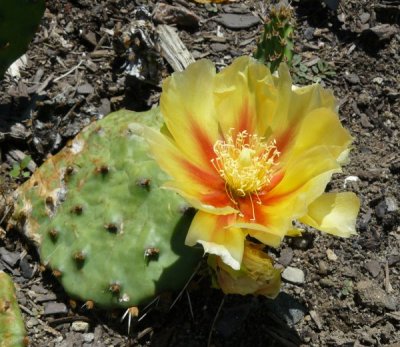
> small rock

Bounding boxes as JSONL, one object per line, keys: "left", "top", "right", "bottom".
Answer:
{"left": 0, "top": 248, "right": 20, "bottom": 267}
{"left": 385, "top": 196, "right": 398, "bottom": 212}
{"left": 364, "top": 24, "right": 398, "bottom": 42}
{"left": 282, "top": 267, "right": 305, "bottom": 284}
{"left": 72, "top": 321, "right": 90, "bottom": 333}
{"left": 344, "top": 72, "right": 360, "bottom": 84}
{"left": 210, "top": 43, "right": 229, "bottom": 53}
{"left": 320, "top": 278, "right": 335, "bottom": 288}
{"left": 77, "top": 83, "right": 94, "bottom": 95}
{"left": 373, "top": 76, "right": 384, "bottom": 84}
{"left": 359, "top": 12, "right": 370, "bottom": 24}
{"left": 318, "top": 260, "right": 329, "bottom": 275}
{"left": 326, "top": 249, "right": 338, "bottom": 261}
{"left": 26, "top": 317, "right": 39, "bottom": 328}
{"left": 387, "top": 254, "right": 400, "bottom": 266}
{"left": 83, "top": 333, "right": 94, "bottom": 343}
{"left": 264, "top": 292, "right": 307, "bottom": 327}
{"left": 304, "top": 27, "right": 315, "bottom": 40}
{"left": 365, "top": 260, "right": 381, "bottom": 278}
{"left": 278, "top": 248, "right": 293, "bottom": 266}
{"left": 152, "top": 3, "right": 200, "bottom": 28}
{"left": 19, "top": 257, "right": 34, "bottom": 279}
{"left": 360, "top": 113, "right": 374, "bottom": 128}
{"left": 356, "top": 280, "right": 397, "bottom": 311}
{"left": 215, "top": 14, "right": 260, "bottom": 30}
{"left": 43, "top": 302, "right": 68, "bottom": 315}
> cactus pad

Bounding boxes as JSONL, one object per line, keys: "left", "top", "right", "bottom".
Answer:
{"left": 0, "top": 0, "right": 45, "bottom": 77}
{"left": 11, "top": 108, "right": 202, "bottom": 308}
{"left": 254, "top": 4, "right": 294, "bottom": 73}
{"left": 0, "top": 271, "right": 27, "bottom": 347}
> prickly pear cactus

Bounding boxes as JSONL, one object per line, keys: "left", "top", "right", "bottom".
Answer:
{"left": 0, "top": 271, "right": 27, "bottom": 347}
{"left": 0, "top": 0, "right": 45, "bottom": 77}
{"left": 11, "top": 108, "right": 202, "bottom": 308}
{"left": 254, "top": 4, "right": 294, "bottom": 73}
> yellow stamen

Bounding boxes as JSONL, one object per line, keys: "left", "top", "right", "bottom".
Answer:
{"left": 212, "top": 129, "right": 280, "bottom": 200}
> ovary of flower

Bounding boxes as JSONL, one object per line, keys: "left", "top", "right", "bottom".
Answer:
{"left": 211, "top": 129, "right": 280, "bottom": 206}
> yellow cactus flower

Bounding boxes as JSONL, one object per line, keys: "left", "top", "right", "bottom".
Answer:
{"left": 208, "top": 241, "right": 281, "bottom": 298}
{"left": 145, "top": 56, "right": 360, "bottom": 270}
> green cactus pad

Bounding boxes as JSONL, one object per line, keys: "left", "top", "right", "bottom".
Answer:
{"left": 0, "top": 0, "right": 45, "bottom": 78}
{"left": 11, "top": 108, "right": 202, "bottom": 308}
{"left": 254, "top": 4, "right": 294, "bottom": 73}
{"left": 0, "top": 271, "right": 27, "bottom": 347}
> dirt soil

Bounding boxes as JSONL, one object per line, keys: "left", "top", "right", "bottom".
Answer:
{"left": 0, "top": 0, "right": 399, "bottom": 346}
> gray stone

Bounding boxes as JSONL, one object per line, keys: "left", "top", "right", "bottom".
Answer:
{"left": 0, "top": 248, "right": 20, "bottom": 267}
{"left": 71, "top": 321, "right": 90, "bottom": 333}
{"left": 77, "top": 83, "right": 94, "bottom": 95}
{"left": 282, "top": 267, "right": 305, "bottom": 284}
{"left": 264, "top": 292, "right": 307, "bottom": 327}
{"left": 364, "top": 260, "right": 381, "bottom": 278}
{"left": 43, "top": 302, "right": 68, "bottom": 315}
{"left": 215, "top": 14, "right": 260, "bottom": 30}
{"left": 278, "top": 248, "right": 293, "bottom": 266}
{"left": 345, "top": 72, "right": 360, "bottom": 84}
{"left": 359, "top": 12, "right": 371, "bottom": 24}
{"left": 83, "top": 333, "right": 94, "bottom": 343}
{"left": 356, "top": 280, "right": 397, "bottom": 311}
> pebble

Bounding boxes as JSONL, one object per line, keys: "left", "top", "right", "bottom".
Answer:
{"left": 364, "top": 260, "right": 381, "bottom": 278}
{"left": 356, "top": 280, "right": 397, "bottom": 311}
{"left": 278, "top": 248, "right": 293, "bottom": 266}
{"left": 344, "top": 72, "right": 360, "bottom": 84}
{"left": 320, "top": 278, "right": 335, "bottom": 288}
{"left": 0, "top": 247, "right": 20, "bottom": 267}
{"left": 326, "top": 249, "right": 338, "bottom": 261}
{"left": 385, "top": 196, "right": 398, "bottom": 212}
{"left": 152, "top": 3, "right": 200, "bottom": 28}
{"left": 282, "top": 267, "right": 305, "bottom": 284}
{"left": 264, "top": 292, "right": 307, "bottom": 327}
{"left": 318, "top": 260, "right": 329, "bottom": 275}
{"left": 43, "top": 302, "right": 68, "bottom": 315}
{"left": 215, "top": 14, "right": 260, "bottom": 30}
{"left": 71, "top": 321, "right": 90, "bottom": 333}
{"left": 83, "top": 333, "right": 94, "bottom": 343}
{"left": 77, "top": 83, "right": 94, "bottom": 95}
{"left": 359, "top": 12, "right": 371, "bottom": 24}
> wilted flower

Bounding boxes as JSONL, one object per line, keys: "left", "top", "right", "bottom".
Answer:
{"left": 208, "top": 241, "right": 281, "bottom": 298}
{"left": 145, "top": 56, "right": 359, "bottom": 270}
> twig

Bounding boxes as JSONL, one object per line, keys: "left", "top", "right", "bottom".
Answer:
{"left": 207, "top": 296, "right": 225, "bottom": 347}
{"left": 53, "top": 60, "right": 84, "bottom": 82}
{"left": 384, "top": 261, "right": 393, "bottom": 293}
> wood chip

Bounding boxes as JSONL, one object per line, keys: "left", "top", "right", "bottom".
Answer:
{"left": 156, "top": 24, "right": 195, "bottom": 72}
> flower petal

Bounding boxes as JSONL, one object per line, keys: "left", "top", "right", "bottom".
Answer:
{"left": 300, "top": 192, "right": 360, "bottom": 237}
{"left": 267, "top": 146, "right": 341, "bottom": 207}
{"left": 161, "top": 59, "right": 219, "bottom": 168}
{"left": 214, "top": 56, "right": 276, "bottom": 137}
{"left": 270, "top": 64, "right": 337, "bottom": 155}
{"left": 288, "top": 107, "right": 353, "bottom": 162}
{"left": 145, "top": 126, "right": 235, "bottom": 213}
{"left": 185, "top": 211, "right": 245, "bottom": 270}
